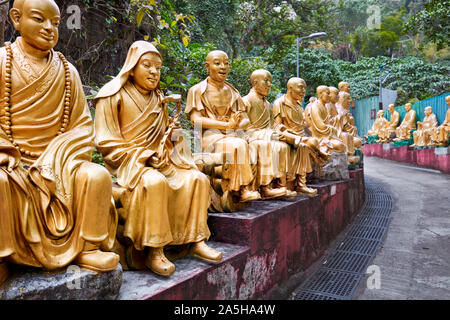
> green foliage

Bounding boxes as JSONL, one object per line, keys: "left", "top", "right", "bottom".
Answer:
{"left": 405, "top": 0, "right": 450, "bottom": 50}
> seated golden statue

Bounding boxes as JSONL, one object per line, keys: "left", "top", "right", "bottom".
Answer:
{"left": 377, "top": 104, "right": 400, "bottom": 143}
{"left": 94, "top": 41, "right": 222, "bottom": 276}
{"left": 273, "top": 78, "right": 330, "bottom": 195}
{"left": 393, "top": 103, "right": 416, "bottom": 141}
{"left": 336, "top": 91, "right": 363, "bottom": 149}
{"left": 186, "top": 50, "right": 261, "bottom": 208}
{"left": 308, "top": 85, "right": 346, "bottom": 154}
{"left": 410, "top": 106, "right": 438, "bottom": 147}
{"left": 304, "top": 96, "right": 317, "bottom": 129}
{"left": 368, "top": 110, "right": 388, "bottom": 136}
{"left": 326, "top": 87, "right": 339, "bottom": 128}
{"left": 431, "top": 95, "right": 450, "bottom": 147}
{"left": 242, "top": 69, "right": 295, "bottom": 198}
{"left": 0, "top": 0, "right": 119, "bottom": 283}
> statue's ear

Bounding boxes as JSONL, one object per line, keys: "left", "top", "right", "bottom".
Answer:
{"left": 9, "top": 8, "right": 22, "bottom": 31}
{"left": 204, "top": 62, "right": 210, "bottom": 74}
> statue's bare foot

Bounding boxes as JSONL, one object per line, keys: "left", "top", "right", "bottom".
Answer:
{"left": 189, "top": 241, "right": 222, "bottom": 263}
{"left": 145, "top": 247, "right": 175, "bottom": 276}
{"left": 75, "top": 249, "right": 119, "bottom": 272}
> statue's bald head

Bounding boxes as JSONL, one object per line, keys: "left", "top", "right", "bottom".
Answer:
{"left": 445, "top": 95, "right": 450, "bottom": 104}
{"left": 287, "top": 77, "right": 305, "bottom": 90}
{"left": 338, "top": 81, "right": 350, "bottom": 93}
{"left": 206, "top": 50, "right": 228, "bottom": 64}
{"left": 250, "top": 69, "right": 271, "bottom": 86}
{"left": 205, "top": 50, "right": 230, "bottom": 82}
{"left": 13, "top": 0, "right": 59, "bottom": 13}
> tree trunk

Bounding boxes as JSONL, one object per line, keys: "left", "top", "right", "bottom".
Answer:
{"left": 0, "top": 0, "right": 9, "bottom": 47}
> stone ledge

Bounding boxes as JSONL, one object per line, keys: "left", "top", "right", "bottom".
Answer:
{"left": 0, "top": 264, "right": 122, "bottom": 300}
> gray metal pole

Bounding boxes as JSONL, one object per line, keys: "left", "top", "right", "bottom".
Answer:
{"left": 296, "top": 37, "right": 299, "bottom": 78}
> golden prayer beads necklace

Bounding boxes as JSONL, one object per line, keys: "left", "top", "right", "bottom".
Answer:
{"left": 2, "top": 42, "right": 72, "bottom": 158}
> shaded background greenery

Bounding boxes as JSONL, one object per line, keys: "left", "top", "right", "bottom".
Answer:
{"left": 2, "top": 0, "right": 449, "bottom": 121}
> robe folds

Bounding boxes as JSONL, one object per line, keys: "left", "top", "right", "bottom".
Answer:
{"left": 0, "top": 39, "right": 117, "bottom": 269}
{"left": 95, "top": 81, "right": 211, "bottom": 250}
{"left": 413, "top": 113, "right": 438, "bottom": 146}
{"left": 272, "top": 95, "right": 315, "bottom": 180}
{"left": 242, "top": 89, "right": 288, "bottom": 186}
{"left": 368, "top": 115, "right": 388, "bottom": 136}
{"left": 432, "top": 109, "right": 450, "bottom": 145}
{"left": 186, "top": 78, "right": 254, "bottom": 191}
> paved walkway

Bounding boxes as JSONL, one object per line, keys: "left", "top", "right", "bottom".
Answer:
{"left": 353, "top": 157, "right": 450, "bottom": 299}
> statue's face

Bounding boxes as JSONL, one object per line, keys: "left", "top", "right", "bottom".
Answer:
{"left": 289, "top": 80, "right": 306, "bottom": 101}
{"left": 131, "top": 52, "right": 162, "bottom": 93}
{"left": 253, "top": 73, "right": 272, "bottom": 97}
{"left": 206, "top": 52, "right": 230, "bottom": 83}
{"left": 424, "top": 107, "right": 432, "bottom": 116}
{"left": 388, "top": 104, "right": 394, "bottom": 113}
{"left": 379, "top": 111, "right": 384, "bottom": 118}
{"left": 405, "top": 103, "right": 411, "bottom": 112}
{"left": 14, "top": 0, "right": 61, "bottom": 51}
{"left": 329, "top": 89, "right": 339, "bottom": 103}
{"left": 319, "top": 88, "right": 330, "bottom": 104}
{"left": 446, "top": 96, "right": 450, "bottom": 107}
{"left": 339, "top": 83, "right": 350, "bottom": 93}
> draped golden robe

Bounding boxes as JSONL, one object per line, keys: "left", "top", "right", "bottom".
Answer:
{"left": 308, "top": 100, "right": 345, "bottom": 153}
{"left": 242, "top": 88, "right": 288, "bottom": 186}
{"left": 272, "top": 95, "right": 317, "bottom": 180}
{"left": 95, "top": 80, "right": 211, "bottom": 250}
{"left": 0, "top": 40, "right": 117, "bottom": 270}
{"left": 412, "top": 113, "right": 438, "bottom": 146}
{"left": 395, "top": 109, "right": 416, "bottom": 140}
{"left": 368, "top": 115, "right": 388, "bottom": 136}
{"left": 432, "top": 109, "right": 450, "bottom": 146}
{"left": 336, "top": 104, "right": 362, "bottom": 151}
{"left": 186, "top": 79, "right": 254, "bottom": 192}
{"left": 378, "top": 110, "right": 400, "bottom": 142}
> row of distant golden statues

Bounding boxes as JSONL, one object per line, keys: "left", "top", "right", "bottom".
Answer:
{"left": 367, "top": 96, "right": 450, "bottom": 147}
{"left": 0, "top": 0, "right": 362, "bottom": 281}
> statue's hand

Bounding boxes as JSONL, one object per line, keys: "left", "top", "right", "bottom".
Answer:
{"left": 0, "top": 153, "right": 18, "bottom": 172}
{"left": 228, "top": 113, "right": 240, "bottom": 130}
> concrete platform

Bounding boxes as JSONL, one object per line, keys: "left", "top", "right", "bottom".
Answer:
{"left": 363, "top": 144, "right": 450, "bottom": 174}
{"left": 118, "top": 169, "right": 365, "bottom": 300}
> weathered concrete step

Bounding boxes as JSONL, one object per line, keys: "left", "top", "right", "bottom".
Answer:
{"left": 117, "top": 241, "right": 250, "bottom": 300}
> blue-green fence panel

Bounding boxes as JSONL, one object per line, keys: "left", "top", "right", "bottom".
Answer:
{"left": 351, "top": 93, "right": 450, "bottom": 136}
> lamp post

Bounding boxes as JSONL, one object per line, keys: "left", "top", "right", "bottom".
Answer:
{"left": 296, "top": 32, "right": 327, "bottom": 78}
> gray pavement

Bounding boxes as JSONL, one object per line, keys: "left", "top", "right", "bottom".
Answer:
{"left": 353, "top": 156, "right": 450, "bottom": 300}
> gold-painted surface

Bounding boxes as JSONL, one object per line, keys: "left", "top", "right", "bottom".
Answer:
{"left": 431, "top": 96, "right": 450, "bottom": 146}
{"left": 0, "top": 0, "right": 118, "bottom": 273}
{"left": 368, "top": 110, "right": 388, "bottom": 136}
{"left": 393, "top": 103, "right": 416, "bottom": 141}
{"left": 242, "top": 69, "right": 288, "bottom": 197}
{"left": 185, "top": 50, "right": 260, "bottom": 204}
{"left": 94, "top": 41, "right": 221, "bottom": 274}
{"left": 377, "top": 104, "right": 400, "bottom": 143}
{"left": 411, "top": 106, "right": 438, "bottom": 147}
{"left": 336, "top": 91, "right": 363, "bottom": 153}
{"left": 308, "top": 85, "right": 346, "bottom": 154}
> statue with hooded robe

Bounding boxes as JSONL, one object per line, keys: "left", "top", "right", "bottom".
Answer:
{"left": 94, "top": 41, "right": 222, "bottom": 277}
{"left": 0, "top": 0, "right": 119, "bottom": 285}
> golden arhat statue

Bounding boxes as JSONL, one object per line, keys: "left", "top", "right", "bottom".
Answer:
{"left": 186, "top": 50, "right": 261, "bottom": 208}
{"left": 393, "top": 103, "right": 416, "bottom": 141}
{"left": 368, "top": 110, "right": 388, "bottom": 136}
{"left": 431, "top": 95, "right": 450, "bottom": 147}
{"left": 242, "top": 69, "right": 295, "bottom": 198}
{"left": 377, "top": 104, "right": 400, "bottom": 143}
{"left": 326, "top": 86, "right": 339, "bottom": 128}
{"left": 336, "top": 91, "right": 362, "bottom": 162}
{"left": 0, "top": 0, "right": 119, "bottom": 284}
{"left": 94, "top": 41, "right": 222, "bottom": 276}
{"left": 410, "top": 106, "right": 438, "bottom": 147}
{"left": 308, "top": 85, "right": 346, "bottom": 154}
{"left": 272, "top": 78, "right": 329, "bottom": 195}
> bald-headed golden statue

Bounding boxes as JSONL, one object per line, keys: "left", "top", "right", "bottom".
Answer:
{"left": 186, "top": 50, "right": 261, "bottom": 207}
{"left": 410, "top": 106, "right": 438, "bottom": 147}
{"left": 94, "top": 41, "right": 222, "bottom": 277}
{"left": 336, "top": 91, "right": 362, "bottom": 160}
{"left": 431, "top": 95, "right": 450, "bottom": 147}
{"left": 241, "top": 69, "right": 295, "bottom": 198}
{"left": 308, "top": 85, "right": 346, "bottom": 154}
{"left": 0, "top": 0, "right": 119, "bottom": 283}
{"left": 368, "top": 110, "right": 388, "bottom": 137}
{"left": 377, "top": 104, "right": 400, "bottom": 143}
{"left": 273, "top": 78, "right": 330, "bottom": 195}
{"left": 393, "top": 103, "right": 416, "bottom": 141}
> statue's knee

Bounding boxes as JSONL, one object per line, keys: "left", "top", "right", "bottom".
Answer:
{"left": 142, "top": 171, "right": 168, "bottom": 190}
{"left": 78, "top": 163, "right": 112, "bottom": 187}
